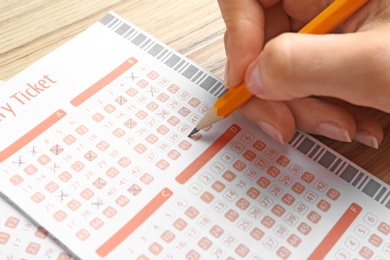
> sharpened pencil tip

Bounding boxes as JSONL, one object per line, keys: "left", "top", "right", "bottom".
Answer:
{"left": 188, "top": 128, "right": 199, "bottom": 137}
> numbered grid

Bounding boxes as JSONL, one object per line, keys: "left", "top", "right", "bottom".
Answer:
{"left": 1, "top": 55, "right": 217, "bottom": 258}
{"left": 0, "top": 195, "right": 72, "bottom": 259}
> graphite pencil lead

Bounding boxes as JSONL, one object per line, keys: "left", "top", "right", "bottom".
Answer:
{"left": 188, "top": 128, "right": 199, "bottom": 137}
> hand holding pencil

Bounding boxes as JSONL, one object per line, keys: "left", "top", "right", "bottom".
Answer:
{"left": 191, "top": 0, "right": 390, "bottom": 149}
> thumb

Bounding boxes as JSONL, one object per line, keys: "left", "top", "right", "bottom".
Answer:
{"left": 245, "top": 28, "right": 390, "bottom": 113}
{"left": 217, "top": 0, "right": 265, "bottom": 88}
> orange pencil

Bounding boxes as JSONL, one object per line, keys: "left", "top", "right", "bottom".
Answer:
{"left": 189, "top": 0, "right": 369, "bottom": 137}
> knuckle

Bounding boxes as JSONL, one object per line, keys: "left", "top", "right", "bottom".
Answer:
{"left": 261, "top": 34, "right": 296, "bottom": 97}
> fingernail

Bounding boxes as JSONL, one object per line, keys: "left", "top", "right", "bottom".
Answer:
{"left": 316, "top": 122, "right": 351, "bottom": 142}
{"left": 354, "top": 130, "right": 379, "bottom": 149}
{"left": 224, "top": 59, "right": 229, "bottom": 87}
{"left": 257, "top": 121, "right": 285, "bottom": 144}
{"left": 246, "top": 62, "right": 263, "bottom": 95}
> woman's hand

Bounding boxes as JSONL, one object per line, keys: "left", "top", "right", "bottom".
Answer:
{"left": 218, "top": 0, "right": 390, "bottom": 148}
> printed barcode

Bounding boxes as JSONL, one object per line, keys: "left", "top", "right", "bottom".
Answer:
{"left": 289, "top": 132, "right": 390, "bottom": 210}
{"left": 99, "top": 13, "right": 227, "bottom": 97}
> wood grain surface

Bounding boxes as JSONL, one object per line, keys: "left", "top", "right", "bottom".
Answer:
{"left": 1, "top": 0, "right": 389, "bottom": 184}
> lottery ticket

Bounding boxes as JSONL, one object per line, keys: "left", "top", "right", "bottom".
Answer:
{"left": 0, "top": 12, "right": 389, "bottom": 259}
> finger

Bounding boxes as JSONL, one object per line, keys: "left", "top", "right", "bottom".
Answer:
{"left": 283, "top": 0, "right": 333, "bottom": 29}
{"left": 321, "top": 98, "right": 383, "bottom": 148}
{"left": 245, "top": 27, "right": 390, "bottom": 113}
{"left": 286, "top": 97, "right": 384, "bottom": 148}
{"left": 217, "top": 0, "right": 265, "bottom": 88}
{"left": 220, "top": 1, "right": 291, "bottom": 88}
{"left": 352, "top": 109, "right": 384, "bottom": 149}
{"left": 286, "top": 98, "right": 355, "bottom": 143}
{"left": 238, "top": 97, "right": 296, "bottom": 144}
{"left": 263, "top": 3, "right": 291, "bottom": 42}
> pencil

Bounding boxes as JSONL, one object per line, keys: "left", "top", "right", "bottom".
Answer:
{"left": 189, "top": 0, "right": 369, "bottom": 137}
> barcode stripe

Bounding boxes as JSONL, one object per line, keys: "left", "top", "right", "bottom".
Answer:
{"left": 165, "top": 54, "right": 180, "bottom": 68}
{"left": 157, "top": 49, "right": 169, "bottom": 60}
{"left": 132, "top": 33, "right": 147, "bottom": 46}
{"left": 99, "top": 13, "right": 224, "bottom": 97}
{"left": 107, "top": 18, "right": 119, "bottom": 28}
{"left": 195, "top": 73, "right": 207, "bottom": 85}
{"left": 182, "top": 65, "right": 199, "bottom": 80}
{"left": 122, "top": 29, "right": 131, "bottom": 38}
{"left": 173, "top": 59, "right": 186, "bottom": 71}
{"left": 329, "top": 158, "right": 342, "bottom": 173}
{"left": 191, "top": 71, "right": 203, "bottom": 83}
{"left": 332, "top": 162, "right": 343, "bottom": 176}
{"left": 140, "top": 39, "right": 152, "bottom": 49}
{"left": 116, "top": 23, "right": 130, "bottom": 35}
{"left": 288, "top": 132, "right": 300, "bottom": 145}
{"left": 308, "top": 144, "right": 320, "bottom": 158}
{"left": 339, "top": 165, "right": 359, "bottom": 183}
{"left": 375, "top": 187, "right": 387, "bottom": 201}
{"left": 335, "top": 162, "right": 347, "bottom": 176}
{"left": 294, "top": 135, "right": 305, "bottom": 148}
{"left": 215, "top": 87, "right": 228, "bottom": 97}
{"left": 381, "top": 190, "right": 390, "bottom": 204}
{"left": 362, "top": 179, "right": 381, "bottom": 198}
{"left": 200, "top": 76, "right": 217, "bottom": 91}
{"left": 318, "top": 151, "right": 336, "bottom": 169}
{"left": 100, "top": 13, "right": 115, "bottom": 25}
{"left": 352, "top": 172, "right": 364, "bottom": 187}
{"left": 178, "top": 63, "right": 190, "bottom": 74}
{"left": 306, "top": 144, "right": 322, "bottom": 158}
{"left": 112, "top": 21, "right": 124, "bottom": 31}
{"left": 210, "top": 82, "right": 222, "bottom": 94}
{"left": 313, "top": 148, "right": 325, "bottom": 162}
{"left": 354, "top": 175, "right": 366, "bottom": 189}
{"left": 147, "top": 43, "right": 164, "bottom": 57}
{"left": 358, "top": 176, "right": 369, "bottom": 189}
{"left": 386, "top": 199, "right": 390, "bottom": 210}
{"left": 297, "top": 137, "right": 315, "bottom": 155}
{"left": 123, "top": 28, "right": 135, "bottom": 39}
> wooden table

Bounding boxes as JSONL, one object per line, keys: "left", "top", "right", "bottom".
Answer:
{"left": 1, "top": 0, "right": 389, "bottom": 184}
